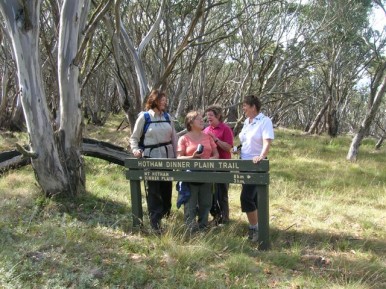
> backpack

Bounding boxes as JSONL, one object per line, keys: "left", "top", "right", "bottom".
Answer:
{"left": 138, "top": 111, "right": 171, "bottom": 150}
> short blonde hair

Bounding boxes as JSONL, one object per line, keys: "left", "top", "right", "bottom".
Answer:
{"left": 184, "top": 111, "right": 201, "bottom": 131}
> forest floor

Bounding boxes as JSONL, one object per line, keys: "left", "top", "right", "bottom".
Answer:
{"left": 0, "top": 115, "right": 385, "bottom": 288}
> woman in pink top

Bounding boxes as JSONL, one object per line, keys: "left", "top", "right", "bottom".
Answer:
{"left": 203, "top": 105, "right": 234, "bottom": 224}
{"left": 177, "top": 111, "right": 219, "bottom": 231}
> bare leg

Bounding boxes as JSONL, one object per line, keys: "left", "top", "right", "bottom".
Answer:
{"left": 246, "top": 210, "right": 258, "bottom": 226}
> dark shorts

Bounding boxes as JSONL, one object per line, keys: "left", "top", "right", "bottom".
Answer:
{"left": 240, "top": 184, "right": 258, "bottom": 212}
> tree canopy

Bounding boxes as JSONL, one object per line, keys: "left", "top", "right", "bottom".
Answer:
{"left": 0, "top": 0, "right": 385, "bottom": 195}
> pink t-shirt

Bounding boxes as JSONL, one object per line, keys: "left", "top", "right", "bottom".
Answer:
{"left": 203, "top": 122, "right": 233, "bottom": 159}
{"left": 178, "top": 133, "right": 217, "bottom": 159}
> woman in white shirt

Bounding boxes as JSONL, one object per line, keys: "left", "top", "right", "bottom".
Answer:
{"left": 238, "top": 95, "right": 274, "bottom": 242}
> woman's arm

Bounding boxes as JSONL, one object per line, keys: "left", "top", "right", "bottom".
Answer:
{"left": 169, "top": 115, "right": 178, "bottom": 158}
{"left": 177, "top": 150, "right": 201, "bottom": 159}
{"left": 213, "top": 126, "right": 233, "bottom": 152}
{"left": 209, "top": 136, "right": 219, "bottom": 159}
{"left": 210, "top": 147, "right": 219, "bottom": 159}
{"left": 129, "top": 113, "right": 145, "bottom": 158}
{"left": 252, "top": 138, "right": 272, "bottom": 163}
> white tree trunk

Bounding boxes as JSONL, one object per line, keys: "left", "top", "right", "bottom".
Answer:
{"left": 119, "top": 0, "right": 165, "bottom": 102}
{"left": 307, "top": 95, "right": 332, "bottom": 134}
{"left": 347, "top": 75, "right": 386, "bottom": 161}
{"left": 57, "top": 0, "right": 90, "bottom": 195}
{"left": 0, "top": 0, "right": 69, "bottom": 195}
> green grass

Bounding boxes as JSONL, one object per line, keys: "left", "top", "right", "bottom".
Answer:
{"left": 0, "top": 125, "right": 385, "bottom": 288}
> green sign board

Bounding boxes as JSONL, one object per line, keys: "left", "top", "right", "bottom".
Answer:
{"left": 125, "top": 158, "right": 269, "bottom": 172}
{"left": 126, "top": 170, "right": 269, "bottom": 184}
{"left": 125, "top": 158, "right": 271, "bottom": 250}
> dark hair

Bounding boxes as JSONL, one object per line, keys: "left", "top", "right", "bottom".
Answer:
{"left": 243, "top": 95, "right": 262, "bottom": 112}
{"left": 184, "top": 111, "right": 201, "bottom": 131}
{"left": 204, "top": 104, "right": 223, "bottom": 122}
{"left": 145, "top": 89, "right": 166, "bottom": 110}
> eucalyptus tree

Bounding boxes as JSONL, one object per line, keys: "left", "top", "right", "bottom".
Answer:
{"left": 164, "top": 0, "right": 246, "bottom": 117}
{"left": 0, "top": 19, "right": 28, "bottom": 132}
{"left": 301, "top": 0, "right": 373, "bottom": 136}
{"left": 100, "top": 0, "right": 165, "bottom": 127}
{"left": 76, "top": 16, "right": 119, "bottom": 126}
{"left": 347, "top": 29, "right": 386, "bottom": 161}
{"left": 82, "top": 50, "right": 118, "bottom": 125}
{"left": 0, "top": 0, "right": 113, "bottom": 197}
{"left": 39, "top": 0, "right": 117, "bottom": 126}
{"left": 328, "top": 0, "right": 386, "bottom": 159}
{"left": 39, "top": 0, "right": 61, "bottom": 126}
{"left": 104, "top": 0, "right": 198, "bottom": 128}
{"left": 0, "top": 24, "right": 18, "bottom": 130}
{"left": 106, "top": 0, "right": 245, "bottom": 128}
{"left": 373, "top": 109, "right": 386, "bottom": 149}
{"left": 202, "top": 0, "right": 312, "bottom": 131}
{"left": 347, "top": 64, "right": 386, "bottom": 160}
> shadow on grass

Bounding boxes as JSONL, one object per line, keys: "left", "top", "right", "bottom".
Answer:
{"left": 51, "top": 190, "right": 140, "bottom": 233}
{"left": 270, "top": 227, "right": 386, "bottom": 255}
{"left": 265, "top": 227, "right": 386, "bottom": 287}
{"left": 1, "top": 189, "right": 385, "bottom": 288}
{"left": 0, "top": 189, "right": 158, "bottom": 287}
{"left": 40, "top": 193, "right": 386, "bottom": 287}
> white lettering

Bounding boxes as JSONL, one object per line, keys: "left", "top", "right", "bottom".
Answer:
{"left": 219, "top": 162, "right": 240, "bottom": 169}
{"left": 151, "top": 172, "right": 170, "bottom": 177}
{"left": 165, "top": 161, "right": 191, "bottom": 169}
{"left": 193, "top": 162, "right": 215, "bottom": 169}
{"left": 137, "top": 160, "right": 163, "bottom": 168}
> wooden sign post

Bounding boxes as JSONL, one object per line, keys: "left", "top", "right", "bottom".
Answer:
{"left": 125, "top": 158, "right": 270, "bottom": 250}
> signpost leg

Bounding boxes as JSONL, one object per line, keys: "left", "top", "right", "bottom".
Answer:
{"left": 257, "top": 184, "right": 270, "bottom": 250}
{"left": 130, "top": 180, "right": 143, "bottom": 227}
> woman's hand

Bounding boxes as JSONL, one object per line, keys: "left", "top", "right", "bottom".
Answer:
{"left": 193, "top": 151, "right": 203, "bottom": 159}
{"left": 252, "top": 155, "right": 264, "bottom": 163}
{"left": 133, "top": 149, "right": 143, "bottom": 158}
{"left": 207, "top": 132, "right": 216, "bottom": 140}
{"left": 232, "top": 146, "right": 240, "bottom": 155}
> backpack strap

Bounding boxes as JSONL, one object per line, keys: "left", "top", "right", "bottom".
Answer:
{"left": 139, "top": 112, "right": 150, "bottom": 150}
{"left": 139, "top": 111, "right": 171, "bottom": 150}
{"left": 143, "top": 112, "right": 152, "bottom": 135}
{"left": 163, "top": 111, "right": 170, "bottom": 123}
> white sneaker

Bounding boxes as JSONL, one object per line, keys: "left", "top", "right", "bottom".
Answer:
{"left": 248, "top": 228, "right": 259, "bottom": 242}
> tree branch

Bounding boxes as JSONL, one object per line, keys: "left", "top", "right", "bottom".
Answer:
{"left": 15, "top": 143, "right": 38, "bottom": 159}
{"left": 73, "top": 0, "right": 114, "bottom": 66}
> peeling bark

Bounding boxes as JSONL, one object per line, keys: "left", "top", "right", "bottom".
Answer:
{"left": 0, "top": 0, "right": 69, "bottom": 196}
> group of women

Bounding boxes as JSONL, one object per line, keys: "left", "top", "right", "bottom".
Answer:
{"left": 129, "top": 90, "right": 274, "bottom": 242}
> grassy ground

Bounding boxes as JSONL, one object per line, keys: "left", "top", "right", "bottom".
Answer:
{"left": 0, "top": 118, "right": 385, "bottom": 288}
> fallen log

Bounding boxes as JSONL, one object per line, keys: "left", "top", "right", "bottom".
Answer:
{"left": 0, "top": 151, "right": 31, "bottom": 174}
{"left": 82, "top": 138, "right": 132, "bottom": 166}
{"left": 0, "top": 138, "right": 133, "bottom": 175}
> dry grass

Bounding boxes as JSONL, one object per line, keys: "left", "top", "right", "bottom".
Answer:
{"left": 0, "top": 121, "right": 385, "bottom": 288}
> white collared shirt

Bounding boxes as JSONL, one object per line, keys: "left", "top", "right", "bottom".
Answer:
{"left": 239, "top": 113, "right": 274, "bottom": 160}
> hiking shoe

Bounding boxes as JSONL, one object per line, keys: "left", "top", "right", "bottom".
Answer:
{"left": 248, "top": 228, "right": 259, "bottom": 242}
{"left": 248, "top": 228, "right": 253, "bottom": 239}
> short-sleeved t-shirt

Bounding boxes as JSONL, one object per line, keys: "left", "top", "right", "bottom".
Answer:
{"left": 177, "top": 133, "right": 217, "bottom": 159}
{"left": 239, "top": 113, "right": 274, "bottom": 160}
{"left": 203, "top": 122, "right": 233, "bottom": 159}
